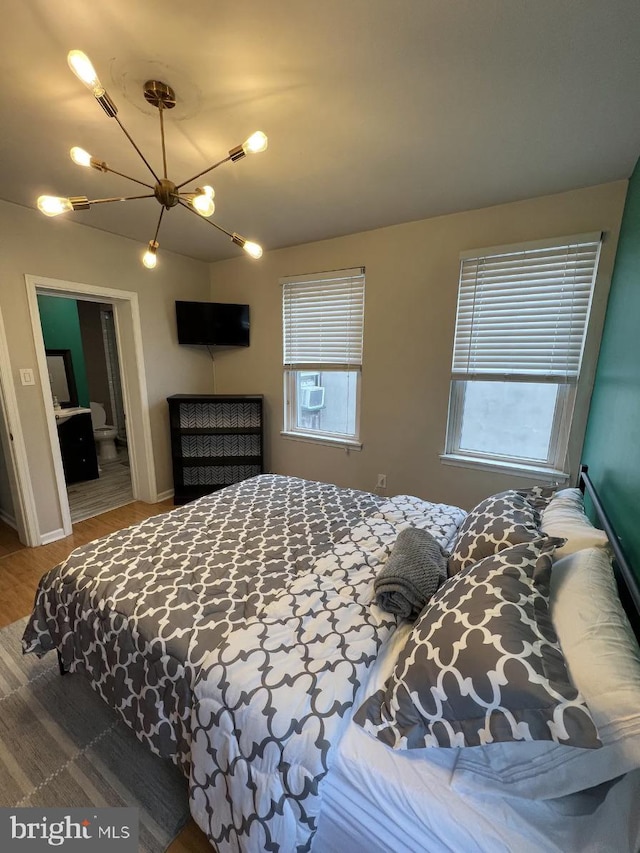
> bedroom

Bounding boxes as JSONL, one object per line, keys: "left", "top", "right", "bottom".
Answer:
{"left": 1, "top": 1, "right": 640, "bottom": 851}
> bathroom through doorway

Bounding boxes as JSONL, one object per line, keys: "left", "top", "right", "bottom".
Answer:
{"left": 37, "top": 293, "right": 133, "bottom": 522}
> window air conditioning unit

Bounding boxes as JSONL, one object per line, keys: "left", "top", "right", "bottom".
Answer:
{"left": 300, "top": 386, "right": 325, "bottom": 411}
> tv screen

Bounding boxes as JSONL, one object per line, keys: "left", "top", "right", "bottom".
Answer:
{"left": 175, "top": 301, "right": 250, "bottom": 347}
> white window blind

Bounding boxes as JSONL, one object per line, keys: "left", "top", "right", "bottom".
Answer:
{"left": 452, "top": 233, "right": 602, "bottom": 382}
{"left": 282, "top": 267, "right": 365, "bottom": 369}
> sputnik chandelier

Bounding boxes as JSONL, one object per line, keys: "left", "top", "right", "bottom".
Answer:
{"left": 37, "top": 50, "right": 268, "bottom": 268}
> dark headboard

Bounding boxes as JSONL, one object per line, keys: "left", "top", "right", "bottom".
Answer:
{"left": 578, "top": 464, "right": 640, "bottom": 640}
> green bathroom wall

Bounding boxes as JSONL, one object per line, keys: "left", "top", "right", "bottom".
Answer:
{"left": 37, "top": 295, "right": 90, "bottom": 407}
{"left": 583, "top": 156, "right": 640, "bottom": 580}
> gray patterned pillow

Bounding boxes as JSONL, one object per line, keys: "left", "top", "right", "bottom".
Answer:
{"left": 355, "top": 538, "right": 600, "bottom": 751}
{"left": 448, "top": 488, "right": 554, "bottom": 576}
{"left": 520, "top": 485, "right": 556, "bottom": 510}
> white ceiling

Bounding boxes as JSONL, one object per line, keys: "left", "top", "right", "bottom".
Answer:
{"left": 3, "top": 0, "right": 640, "bottom": 262}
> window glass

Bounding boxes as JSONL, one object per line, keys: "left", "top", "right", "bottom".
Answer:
{"left": 290, "top": 370, "right": 358, "bottom": 438}
{"left": 458, "top": 381, "right": 558, "bottom": 461}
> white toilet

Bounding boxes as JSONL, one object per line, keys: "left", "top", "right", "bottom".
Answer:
{"left": 90, "top": 402, "right": 118, "bottom": 462}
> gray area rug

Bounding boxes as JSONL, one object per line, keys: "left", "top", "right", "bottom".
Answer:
{"left": 0, "top": 617, "right": 190, "bottom": 852}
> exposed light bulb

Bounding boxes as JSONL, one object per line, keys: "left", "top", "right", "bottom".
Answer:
{"left": 231, "top": 232, "right": 263, "bottom": 258}
{"left": 242, "top": 131, "right": 268, "bottom": 155}
{"left": 193, "top": 197, "right": 215, "bottom": 217}
{"left": 192, "top": 186, "right": 216, "bottom": 217}
{"left": 67, "top": 50, "right": 104, "bottom": 96}
{"left": 70, "top": 147, "right": 92, "bottom": 167}
{"left": 243, "top": 241, "right": 263, "bottom": 259}
{"left": 37, "top": 196, "right": 73, "bottom": 217}
{"left": 143, "top": 241, "right": 159, "bottom": 269}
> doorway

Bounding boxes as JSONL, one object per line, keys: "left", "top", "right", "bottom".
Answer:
{"left": 0, "top": 399, "right": 26, "bottom": 556}
{"left": 37, "top": 294, "right": 133, "bottom": 522}
{"left": 0, "top": 304, "right": 39, "bottom": 547}
{"left": 0, "top": 410, "right": 22, "bottom": 559}
{"left": 25, "top": 274, "right": 157, "bottom": 540}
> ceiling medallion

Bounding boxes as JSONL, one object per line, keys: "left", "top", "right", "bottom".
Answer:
{"left": 37, "top": 50, "right": 267, "bottom": 268}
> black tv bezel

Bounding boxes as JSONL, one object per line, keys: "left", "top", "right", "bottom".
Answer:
{"left": 175, "top": 301, "right": 250, "bottom": 347}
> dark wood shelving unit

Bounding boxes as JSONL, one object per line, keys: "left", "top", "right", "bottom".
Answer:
{"left": 167, "top": 394, "right": 264, "bottom": 505}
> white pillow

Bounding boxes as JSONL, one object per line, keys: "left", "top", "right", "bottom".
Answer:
{"left": 541, "top": 488, "right": 609, "bottom": 559}
{"left": 551, "top": 547, "right": 640, "bottom": 754}
{"left": 452, "top": 547, "right": 640, "bottom": 800}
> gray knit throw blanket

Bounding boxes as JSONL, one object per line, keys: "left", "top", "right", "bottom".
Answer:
{"left": 374, "top": 526, "right": 448, "bottom": 620}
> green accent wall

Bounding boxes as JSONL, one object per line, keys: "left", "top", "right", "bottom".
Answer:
{"left": 37, "top": 295, "right": 90, "bottom": 407}
{"left": 583, "top": 157, "right": 640, "bottom": 580}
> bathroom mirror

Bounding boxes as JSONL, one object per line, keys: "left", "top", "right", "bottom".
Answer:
{"left": 46, "top": 349, "right": 79, "bottom": 408}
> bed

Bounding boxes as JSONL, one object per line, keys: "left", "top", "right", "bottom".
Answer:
{"left": 22, "top": 470, "right": 640, "bottom": 853}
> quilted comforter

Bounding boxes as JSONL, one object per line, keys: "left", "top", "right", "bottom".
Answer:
{"left": 22, "top": 474, "right": 465, "bottom": 851}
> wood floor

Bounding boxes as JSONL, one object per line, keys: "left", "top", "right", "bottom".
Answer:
{"left": 67, "top": 447, "right": 133, "bottom": 523}
{"left": 0, "top": 500, "right": 212, "bottom": 853}
{"left": 0, "top": 519, "right": 24, "bottom": 559}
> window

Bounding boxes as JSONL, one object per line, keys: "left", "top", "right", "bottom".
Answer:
{"left": 444, "top": 233, "right": 602, "bottom": 476}
{"left": 282, "top": 268, "right": 365, "bottom": 446}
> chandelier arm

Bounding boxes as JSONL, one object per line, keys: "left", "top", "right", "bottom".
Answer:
{"left": 113, "top": 115, "right": 161, "bottom": 183}
{"left": 176, "top": 155, "right": 233, "bottom": 190}
{"left": 100, "top": 165, "right": 154, "bottom": 190}
{"left": 152, "top": 207, "right": 165, "bottom": 244}
{"left": 159, "top": 106, "right": 168, "bottom": 180}
{"left": 87, "top": 194, "right": 156, "bottom": 205}
{"left": 177, "top": 199, "right": 234, "bottom": 239}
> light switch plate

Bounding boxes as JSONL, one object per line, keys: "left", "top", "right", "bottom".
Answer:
{"left": 19, "top": 368, "right": 35, "bottom": 386}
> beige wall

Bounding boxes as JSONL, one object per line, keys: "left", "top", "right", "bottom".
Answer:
{"left": 0, "top": 199, "right": 213, "bottom": 536}
{"left": 208, "top": 182, "right": 627, "bottom": 510}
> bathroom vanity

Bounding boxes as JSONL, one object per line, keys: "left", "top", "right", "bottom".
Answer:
{"left": 55, "top": 408, "right": 99, "bottom": 484}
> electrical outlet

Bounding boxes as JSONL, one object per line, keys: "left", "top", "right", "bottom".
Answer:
{"left": 376, "top": 473, "right": 387, "bottom": 489}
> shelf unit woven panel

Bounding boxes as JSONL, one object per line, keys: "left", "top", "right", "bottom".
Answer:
{"left": 168, "top": 394, "right": 264, "bottom": 504}
{"left": 178, "top": 401, "right": 261, "bottom": 429}
{"left": 180, "top": 434, "right": 261, "bottom": 458}
{"left": 183, "top": 465, "right": 262, "bottom": 486}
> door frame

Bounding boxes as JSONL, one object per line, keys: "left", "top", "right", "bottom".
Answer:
{"left": 0, "top": 304, "right": 39, "bottom": 546}
{"left": 25, "top": 274, "right": 157, "bottom": 539}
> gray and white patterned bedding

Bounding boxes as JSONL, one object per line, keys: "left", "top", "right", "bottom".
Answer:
{"left": 22, "top": 474, "right": 466, "bottom": 852}
{"left": 189, "top": 493, "right": 466, "bottom": 851}
{"left": 22, "top": 475, "right": 385, "bottom": 772}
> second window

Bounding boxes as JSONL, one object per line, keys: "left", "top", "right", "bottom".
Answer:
{"left": 282, "top": 268, "right": 365, "bottom": 445}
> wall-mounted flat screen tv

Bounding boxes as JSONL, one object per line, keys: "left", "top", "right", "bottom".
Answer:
{"left": 175, "top": 301, "right": 250, "bottom": 347}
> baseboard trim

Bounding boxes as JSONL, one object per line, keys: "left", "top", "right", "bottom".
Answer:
{"left": 0, "top": 509, "right": 17, "bottom": 529}
{"left": 40, "top": 527, "right": 66, "bottom": 545}
{"left": 155, "top": 489, "right": 174, "bottom": 502}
